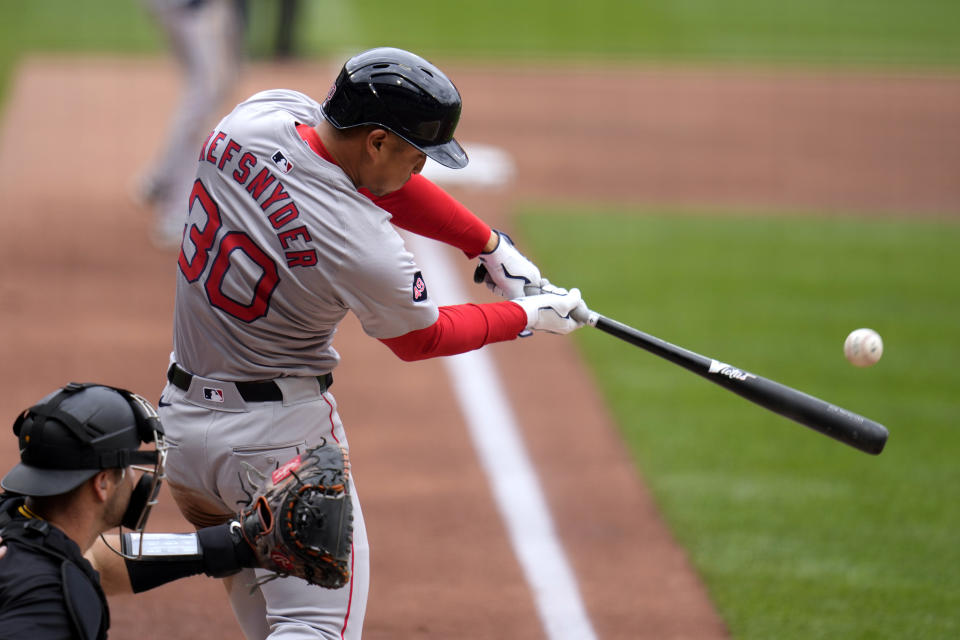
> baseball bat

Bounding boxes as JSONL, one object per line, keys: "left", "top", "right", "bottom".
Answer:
{"left": 569, "top": 304, "right": 888, "bottom": 455}
{"left": 473, "top": 265, "right": 888, "bottom": 454}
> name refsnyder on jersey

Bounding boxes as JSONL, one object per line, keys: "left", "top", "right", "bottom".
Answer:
{"left": 195, "top": 128, "right": 318, "bottom": 269}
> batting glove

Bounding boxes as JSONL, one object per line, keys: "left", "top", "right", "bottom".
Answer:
{"left": 512, "top": 286, "right": 585, "bottom": 335}
{"left": 477, "top": 230, "right": 544, "bottom": 299}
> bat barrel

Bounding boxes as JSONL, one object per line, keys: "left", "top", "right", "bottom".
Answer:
{"left": 721, "top": 374, "right": 889, "bottom": 455}
{"left": 582, "top": 310, "right": 889, "bottom": 455}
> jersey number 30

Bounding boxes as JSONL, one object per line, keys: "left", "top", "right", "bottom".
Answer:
{"left": 178, "top": 180, "right": 280, "bottom": 323}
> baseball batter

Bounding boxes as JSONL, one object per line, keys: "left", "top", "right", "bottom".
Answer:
{"left": 158, "top": 47, "right": 584, "bottom": 639}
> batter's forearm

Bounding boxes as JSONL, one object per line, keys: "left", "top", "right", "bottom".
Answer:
{"left": 380, "top": 302, "right": 528, "bottom": 361}
{"left": 482, "top": 229, "right": 499, "bottom": 253}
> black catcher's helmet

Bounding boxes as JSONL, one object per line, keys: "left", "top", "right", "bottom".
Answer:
{"left": 322, "top": 47, "right": 468, "bottom": 169}
{"left": 2, "top": 383, "right": 164, "bottom": 498}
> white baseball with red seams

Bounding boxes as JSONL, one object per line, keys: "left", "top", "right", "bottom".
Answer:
{"left": 844, "top": 328, "right": 884, "bottom": 367}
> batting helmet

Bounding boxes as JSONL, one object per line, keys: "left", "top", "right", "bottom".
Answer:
{"left": 322, "top": 47, "right": 468, "bottom": 169}
{"left": 2, "top": 382, "right": 164, "bottom": 497}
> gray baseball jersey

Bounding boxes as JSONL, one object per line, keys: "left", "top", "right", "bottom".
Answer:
{"left": 173, "top": 89, "right": 439, "bottom": 380}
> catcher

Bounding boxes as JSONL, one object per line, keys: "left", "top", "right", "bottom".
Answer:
{"left": 0, "top": 383, "right": 351, "bottom": 640}
{"left": 96, "top": 440, "right": 353, "bottom": 596}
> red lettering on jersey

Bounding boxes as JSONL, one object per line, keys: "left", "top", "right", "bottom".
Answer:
{"left": 267, "top": 202, "right": 299, "bottom": 229}
{"left": 246, "top": 168, "right": 276, "bottom": 199}
{"left": 285, "top": 249, "right": 318, "bottom": 268}
{"left": 234, "top": 152, "right": 256, "bottom": 184}
{"left": 179, "top": 180, "right": 222, "bottom": 282}
{"left": 260, "top": 181, "right": 290, "bottom": 210}
{"left": 206, "top": 231, "right": 280, "bottom": 323}
{"left": 277, "top": 225, "right": 311, "bottom": 249}
{"left": 219, "top": 139, "right": 242, "bottom": 170}
{"left": 199, "top": 130, "right": 216, "bottom": 161}
{"left": 206, "top": 132, "right": 226, "bottom": 165}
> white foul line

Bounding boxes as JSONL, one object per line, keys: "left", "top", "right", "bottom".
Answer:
{"left": 407, "top": 235, "right": 598, "bottom": 640}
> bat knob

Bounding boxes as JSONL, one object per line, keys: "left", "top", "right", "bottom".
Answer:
{"left": 473, "top": 264, "right": 488, "bottom": 284}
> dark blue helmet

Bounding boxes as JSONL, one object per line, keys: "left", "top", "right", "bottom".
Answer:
{"left": 322, "top": 47, "right": 468, "bottom": 169}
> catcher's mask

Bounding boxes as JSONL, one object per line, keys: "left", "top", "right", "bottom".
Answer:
{"left": 321, "top": 46, "right": 468, "bottom": 169}
{"left": 2, "top": 382, "right": 167, "bottom": 540}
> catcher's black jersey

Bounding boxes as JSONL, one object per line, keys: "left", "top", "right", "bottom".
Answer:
{"left": 0, "top": 496, "right": 108, "bottom": 640}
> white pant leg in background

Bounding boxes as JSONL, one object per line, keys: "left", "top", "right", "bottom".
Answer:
{"left": 142, "top": 0, "right": 242, "bottom": 225}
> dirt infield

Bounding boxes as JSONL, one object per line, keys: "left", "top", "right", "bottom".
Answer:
{"left": 1, "top": 56, "right": 957, "bottom": 639}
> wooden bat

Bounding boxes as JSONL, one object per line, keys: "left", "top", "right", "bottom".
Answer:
{"left": 473, "top": 263, "right": 888, "bottom": 454}
{"left": 570, "top": 305, "right": 889, "bottom": 455}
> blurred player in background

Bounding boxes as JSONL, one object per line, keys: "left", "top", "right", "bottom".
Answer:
{"left": 135, "top": 0, "right": 245, "bottom": 248}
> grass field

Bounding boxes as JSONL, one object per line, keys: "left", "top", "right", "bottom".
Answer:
{"left": 2, "top": 0, "right": 959, "bottom": 103}
{"left": 301, "top": 0, "right": 960, "bottom": 67}
{"left": 1, "top": 1, "right": 958, "bottom": 638}
{"left": 518, "top": 210, "right": 960, "bottom": 639}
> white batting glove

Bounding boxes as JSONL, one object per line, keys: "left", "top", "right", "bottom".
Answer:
{"left": 477, "top": 231, "right": 543, "bottom": 299}
{"left": 512, "top": 287, "right": 585, "bottom": 335}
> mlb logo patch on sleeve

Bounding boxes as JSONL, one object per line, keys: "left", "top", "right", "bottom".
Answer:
{"left": 412, "top": 271, "right": 428, "bottom": 302}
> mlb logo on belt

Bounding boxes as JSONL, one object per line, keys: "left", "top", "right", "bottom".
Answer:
{"left": 203, "top": 387, "right": 224, "bottom": 403}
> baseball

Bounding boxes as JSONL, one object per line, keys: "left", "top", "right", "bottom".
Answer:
{"left": 844, "top": 328, "right": 883, "bottom": 367}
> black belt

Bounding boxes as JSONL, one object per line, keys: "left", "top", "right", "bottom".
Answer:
{"left": 167, "top": 363, "right": 332, "bottom": 402}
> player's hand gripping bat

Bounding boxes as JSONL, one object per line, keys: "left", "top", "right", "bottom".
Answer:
{"left": 475, "top": 264, "right": 889, "bottom": 455}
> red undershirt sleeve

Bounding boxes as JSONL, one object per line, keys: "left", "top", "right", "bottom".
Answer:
{"left": 363, "top": 175, "right": 492, "bottom": 258}
{"left": 380, "top": 301, "right": 528, "bottom": 362}
{"left": 295, "top": 124, "right": 520, "bottom": 360}
{"left": 295, "top": 124, "right": 491, "bottom": 257}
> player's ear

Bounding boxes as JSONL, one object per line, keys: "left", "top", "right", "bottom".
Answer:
{"left": 366, "top": 128, "right": 389, "bottom": 155}
{"left": 92, "top": 470, "right": 112, "bottom": 502}
{"left": 93, "top": 468, "right": 124, "bottom": 502}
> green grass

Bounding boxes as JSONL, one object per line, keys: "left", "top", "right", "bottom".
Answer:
{"left": 518, "top": 209, "right": 960, "bottom": 639}
{"left": 1, "top": 2, "right": 958, "bottom": 636}
{"left": 300, "top": 0, "right": 960, "bottom": 67}
{"left": 0, "top": 0, "right": 161, "bottom": 103}
{"left": 2, "top": 0, "right": 959, "bottom": 104}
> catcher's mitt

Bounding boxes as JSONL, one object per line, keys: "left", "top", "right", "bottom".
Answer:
{"left": 239, "top": 441, "right": 353, "bottom": 589}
